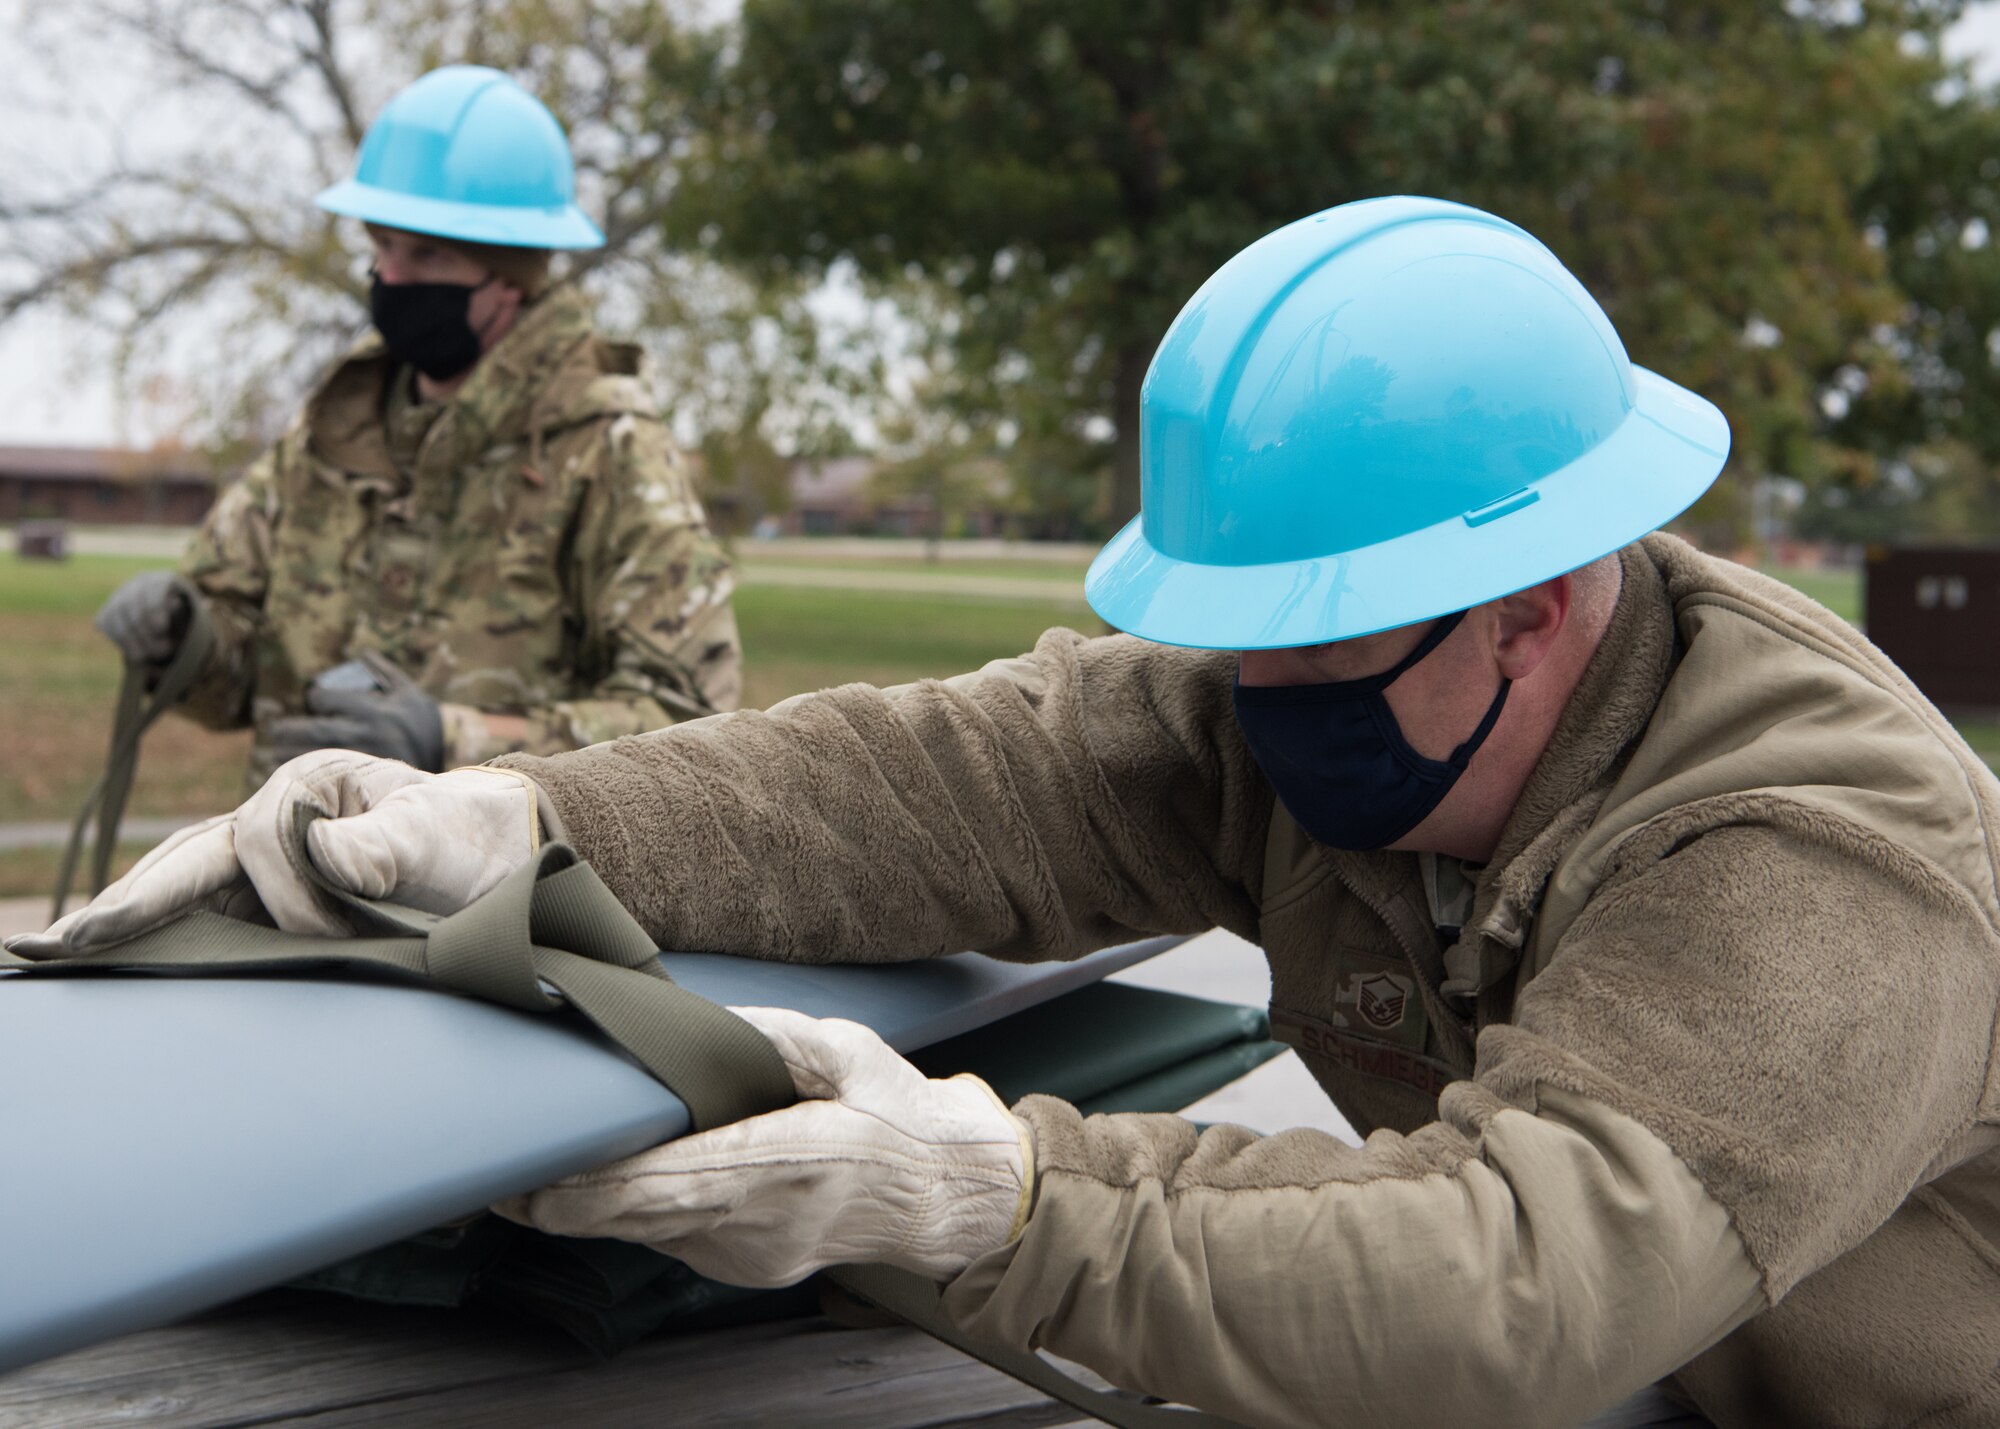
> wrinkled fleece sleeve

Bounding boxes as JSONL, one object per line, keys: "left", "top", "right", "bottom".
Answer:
{"left": 177, "top": 438, "right": 284, "bottom": 729}
{"left": 948, "top": 815, "right": 1994, "bottom": 1428}
{"left": 444, "top": 414, "right": 743, "bottom": 764}
{"left": 493, "top": 630, "right": 1270, "bottom": 963}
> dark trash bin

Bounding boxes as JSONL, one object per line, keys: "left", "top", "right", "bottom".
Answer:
{"left": 1864, "top": 544, "right": 2000, "bottom": 709}
{"left": 15, "top": 520, "right": 70, "bottom": 560}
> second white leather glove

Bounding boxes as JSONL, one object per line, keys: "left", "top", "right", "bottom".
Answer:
{"left": 494, "top": 1005, "right": 1036, "bottom": 1287}
{"left": 9, "top": 750, "right": 543, "bottom": 955}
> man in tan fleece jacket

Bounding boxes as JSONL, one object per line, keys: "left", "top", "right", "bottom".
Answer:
{"left": 29, "top": 198, "right": 2000, "bottom": 1427}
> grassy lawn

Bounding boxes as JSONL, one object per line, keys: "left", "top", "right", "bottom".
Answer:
{"left": 0, "top": 552, "right": 171, "bottom": 616}
{"left": 0, "top": 555, "right": 256, "bottom": 840}
{"left": 1767, "top": 565, "right": 1859, "bottom": 625}
{"left": 0, "top": 551, "right": 1087, "bottom": 894}
{"left": 736, "top": 584, "right": 1089, "bottom": 707}
{"left": 0, "top": 546, "right": 1982, "bottom": 899}
{"left": 1958, "top": 718, "right": 2000, "bottom": 766}
{"left": 740, "top": 556, "right": 1095, "bottom": 585}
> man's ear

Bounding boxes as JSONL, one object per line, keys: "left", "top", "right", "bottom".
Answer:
{"left": 471, "top": 276, "right": 525, "bottom": 347}
{"left": 481, "top": 274, "right": 525, "bottom": 310}
{"left": 1488, "top": 575, "right": 1571, "bottom": 681}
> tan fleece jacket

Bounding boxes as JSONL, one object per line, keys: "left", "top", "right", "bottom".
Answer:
{"left": 497, "top": 535, "right": 2000, "bottom": 1429}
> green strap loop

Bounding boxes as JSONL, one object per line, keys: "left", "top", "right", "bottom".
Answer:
{"left": 11, "top": 841, "right": 795, "bottom": 1134}
{"left": 51, "top": 598, "right": 217, "bottom": 921}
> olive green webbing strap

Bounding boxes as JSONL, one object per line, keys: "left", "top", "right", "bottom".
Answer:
{"left": 51, "top": 602, "right": 218, "bottom": 922}
{"left": 3, "top": 838, "right": 1236, "bottom": 1426}
{"left": 14, "top": 839, "right": 796, "bottom": 1134}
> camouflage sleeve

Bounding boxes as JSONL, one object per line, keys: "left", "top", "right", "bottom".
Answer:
{"left": 176, "top": 440, "right": 283, "bottom": 729}
{"left": 443, "top": 411, "right": 742, "bottom": 764}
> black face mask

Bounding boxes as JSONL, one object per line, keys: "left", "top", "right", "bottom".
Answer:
{"left": 369, "top": 273, "right": 494, "bottom": 381}
{"left": 1231, "top": 611, "right": 1511, "bottom": 852}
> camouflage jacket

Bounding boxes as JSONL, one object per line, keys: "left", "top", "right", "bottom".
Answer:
{"left": 180, "top": 287, "right": 741, "bottom": 785}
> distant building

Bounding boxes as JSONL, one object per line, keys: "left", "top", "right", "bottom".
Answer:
{"left": 0, "top": 442, "right": 1033, "bottom": 541}
{"left": 771, "top": 456, "right": 1010, "bottom": 538}
{"left": 0, "top": 445, "right": 220, "bottom": 526}
{"left": 786, "top": 456, "right": 881, "bottom": 536}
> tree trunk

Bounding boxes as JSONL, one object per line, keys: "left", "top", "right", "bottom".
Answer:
{"left": 926, "top": 474, "right": 942, "bottom": 563}
{"left": 1109, "top": 335, "right": 1157, "bottom": 529}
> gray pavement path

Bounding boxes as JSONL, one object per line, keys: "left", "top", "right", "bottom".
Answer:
{"left": 40, "top": 525, "right": 190, "bottom": 558}
{"left": 21, "top": 525, "right": 1094, "bottom": 601}
{"left": 0, "top": 896, "right": 50, "bottom": 940}
{"left": 0, "top": 816, "right": 200, "bottom": 851}
{"left": 29, "top": 525, "right": 1103, "bottom": 569}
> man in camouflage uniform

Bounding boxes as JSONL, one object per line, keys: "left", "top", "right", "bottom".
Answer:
{"left": 175, "top": 273, "right": 739, "bottom": 783}
{"left": 94, "top": 66, "right": 739, "bottom": 786}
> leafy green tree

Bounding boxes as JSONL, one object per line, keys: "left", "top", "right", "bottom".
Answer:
{"left": 652, "top": 0, "right": 1987, "bottom": 542}
{"left": 15, "top": 0, "right": 1996, "bottom": 547}
{"left": 1813, "top": 63, "right": 2000, "bottom": 543}
{"left": 698, "top": 408, "right": 794, "bottom": 535}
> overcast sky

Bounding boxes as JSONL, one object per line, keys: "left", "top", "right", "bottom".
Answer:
{"left": 4, "top": 4, "right": 1999, "bottom": 449}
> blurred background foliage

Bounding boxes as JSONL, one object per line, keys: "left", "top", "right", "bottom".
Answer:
{"left": 5, "top": 0, "right": 2000, "bottom": 544}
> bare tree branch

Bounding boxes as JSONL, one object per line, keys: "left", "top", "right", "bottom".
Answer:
{"left": 0, "top": 0, "right": 865, "bottom": 458}
{"left": 297, "top": 0, "right": 366, "bottom": 149}
{"left": 90, "top": 3, "right": 321, "bottom": 151}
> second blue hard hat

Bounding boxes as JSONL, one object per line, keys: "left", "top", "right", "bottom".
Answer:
{"left": 316, "top": 65, "right": 604, "bottom": 249}
{"left": 1085, "top": 196, "right": 1729, "bottom": 650}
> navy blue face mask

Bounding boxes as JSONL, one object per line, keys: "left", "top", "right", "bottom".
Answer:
{"left": 1232, "top": 611, "right": 1511, "bottom": 851}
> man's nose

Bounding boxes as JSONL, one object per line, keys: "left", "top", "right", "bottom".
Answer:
{"left": 375, "top": 255, "right": 413, "bottom": 285}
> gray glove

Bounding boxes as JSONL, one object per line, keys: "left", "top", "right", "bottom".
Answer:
{"left": 95, "top": 570, "right": 200, "bottom": 668}
{"left": 267, "top": 654, "right": 447, "bottom": 772}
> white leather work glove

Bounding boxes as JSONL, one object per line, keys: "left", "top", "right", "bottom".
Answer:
{"left": 493, "top": 1005, "right": 1037, "bottom": 1287}
{"left": 8, "top": 750, "right": 544, "bottom": 955}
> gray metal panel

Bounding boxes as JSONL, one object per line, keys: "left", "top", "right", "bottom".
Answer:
{"left": 0, "top": 938, "right": 1178, "bottom": 1373}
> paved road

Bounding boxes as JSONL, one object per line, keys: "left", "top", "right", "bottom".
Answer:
{"left": 0, "top": 897, "right": 46, "bottom": 938}
{"left": 37, "top": 526, "right": 188, "bottom": 558}
{"left": 29, "top": 525, "right": 1094, "bottom": 602}
{"left": 38, "top": 525, "right": 1102, "bottom": 569}
{"left": 0, "top": 816, "right": 201, "bottom": 852}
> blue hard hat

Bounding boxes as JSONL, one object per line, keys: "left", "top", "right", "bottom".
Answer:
{"left": 1085, "top": 196, "right": 1729, "bottom": 650}
{"left": 315, "top": 65, "right": 604, "bottom": 249}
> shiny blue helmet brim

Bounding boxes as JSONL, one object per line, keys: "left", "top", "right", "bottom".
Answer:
{"left": 1085, "top": 366, "right": 1728, "bottom": 651}
{"left": 315, "top": 178, "right": 605, "bottom": 250}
